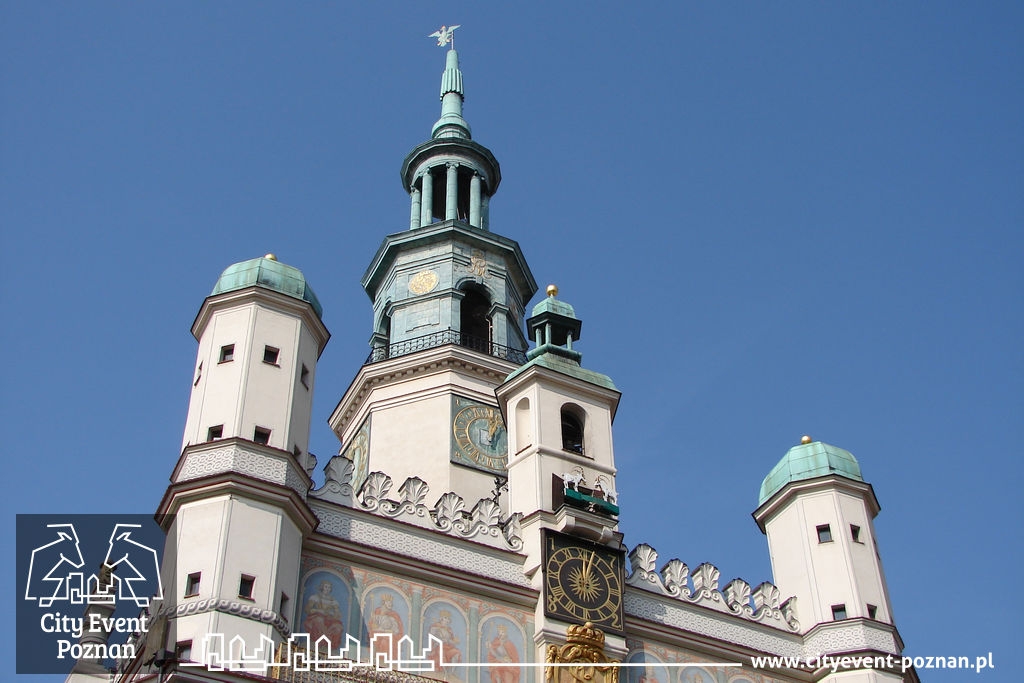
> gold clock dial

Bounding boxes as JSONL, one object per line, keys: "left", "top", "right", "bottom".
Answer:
{"left": 451, "top": 400, "right": 508, "bottom": 473}
{"left": 543, "top": 531, "right": 625, "bottom": 633}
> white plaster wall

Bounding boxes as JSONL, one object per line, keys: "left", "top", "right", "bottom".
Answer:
{"left": 765, "top": 487, "right": 892, "bottom": 631}
{"left": 183, "top": 299, "right": 317, "bottom": 456}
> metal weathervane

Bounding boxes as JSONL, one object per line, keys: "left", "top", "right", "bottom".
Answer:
{"left": 429, "top": 24, "right": 460, "bottom": 48}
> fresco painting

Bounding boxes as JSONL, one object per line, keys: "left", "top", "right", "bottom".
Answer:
{"left": 422, "top": 600, "right": 468, "bottom": 681}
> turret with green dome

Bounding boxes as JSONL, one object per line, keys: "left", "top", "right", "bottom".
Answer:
{"left": 211, "top": 253, "right": 323, "bottom": 319}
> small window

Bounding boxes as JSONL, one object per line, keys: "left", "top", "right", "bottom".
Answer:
{"left": 851, "top": 524, "right": 862, "bottom": 543}
{"left": 238, "top": 574, "right": 255, "bottom": 600}
{"left": 561, "top": 408, "right": 584, "bottom": 455}
{"left": 280, "top": 593, "right": 290, "bottom": 623}
{"left": 816, "top": 524, "right": 833, "bottom": 543}
{"left": 253, "top": 427, "right": 271, "bottom": 445}
{"left": 219, "top": 344, "right": 235, "bottom": 363}
{"left": 207, "top": 425, "right": 224, "bottom": 441}
{"left": 300, "top": 364, "right": 310, "bottom": 389}
{"left": 263, "top": 345, "right": 280, "bottom": 365}
{"left": 867, "top": 604, "right": 878, "bottom": 619}
{"left": 831, "top": 604, "right": 847, "bottom": 620}
{"left": 184, "top": 572, "right": 201, "bottom": 597}
{"left": 194, "top": 361, "right": 203, "bottom": 386}
{"left": 175, "top": 640, "right": 193, "bottom": 662}
{"left": 293, "top": 445, "right": 301, "bottom": 458}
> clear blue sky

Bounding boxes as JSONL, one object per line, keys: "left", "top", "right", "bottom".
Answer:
{"left": 2, "top": 3, "right": 1021, "bottom": 681}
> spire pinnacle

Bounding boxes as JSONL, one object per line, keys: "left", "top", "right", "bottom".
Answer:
{"left": 429, "top": 27, "right": 471, "bottom": 139}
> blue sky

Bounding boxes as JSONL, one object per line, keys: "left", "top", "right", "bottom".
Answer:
{"left": 2, "top": 2, "right": 1021, "bottom": 681}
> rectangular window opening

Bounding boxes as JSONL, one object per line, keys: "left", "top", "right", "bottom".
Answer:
{"left": 238, "top": 574, "right": 255, "bottom": 600}
{"left": 184, "top": 572, "right": 201, "bottom": 597}
{"left": 175, "top": 640, "right": 193, "bottom": 662}
{"left": 867, "top": 604, "right": 878, "bottom": 619}
{"left": 253, "top": 427, "right": 271, "bottom": 445}
{"left": 263, "top": 345, "right": 280, "bottom": 365}
{"left": 194, "top": 361, "right": 203, "bottom": 386}
{"left": 300, "top": 364, "right": 310, "bottom": 389}
{"left": 816, "top": 524, "right": 833, "bottom": 543}
{"left": 219, "top": 344, "right": 235, "bottom": 363}
{"left": 831, "top": 604, "right": 847, "bottom": 621}
{"left": 207, "top": 425, "right": 224, "bottom": 441}
{"left": 851, "top": 524, "right": 862, "bottom": 543}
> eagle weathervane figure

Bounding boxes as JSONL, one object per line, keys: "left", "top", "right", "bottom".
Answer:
{"left": 429, "top": 24, "right": 460, "bottom": 48}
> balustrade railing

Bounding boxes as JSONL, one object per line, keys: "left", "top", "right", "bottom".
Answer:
{"left": 364, "top": 329, "right": 526, "bottom": 365}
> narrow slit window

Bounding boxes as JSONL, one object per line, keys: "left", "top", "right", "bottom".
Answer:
{"left": 238, "top": 574, "right": 255, "bottom": 600}
{"left": 816, "top": 524, "right": 833, "bottom": 543}
{"left": 184, "top": 572, "right": 201, "bottom": 597}
{"left": 280, "top": 593, "right": 290, "bottom": 622}
{"left": 194, "top": 361, "right": 203, "bottom": 386}
{"left": 207, "top": 425, "right": 224, "bottom": 441}
{"left": 851, "top": 524, "right": 862, "bottom": 543}
{"left": 219, "top": 344, "right": 235, "bottom": 363}
{"left": 253, "top": 427, "right": 271, "bottom": 445}
{"left": 263, "top": 346, "right": 280, "bottom": 365}
{"left": 300, "top": 364, "right": 310, "bottom": 389}
{"left": 831, "top": 604, "right": 847, "bottom": 620}
{"left": 867, "top": 604, "right": 878, "bottom": 619}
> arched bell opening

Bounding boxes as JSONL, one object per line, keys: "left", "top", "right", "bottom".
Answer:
{"left": 459, "top": 284, "right": 492, "bottom": 353}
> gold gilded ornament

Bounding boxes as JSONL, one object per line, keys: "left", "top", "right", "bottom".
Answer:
{"left": 408, "top": 270, "right": 439, "bottom": 295}
{"left": 545, "top": 622, "right": 619, "bottom": 683}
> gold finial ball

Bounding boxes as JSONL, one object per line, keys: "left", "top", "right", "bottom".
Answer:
{"left": 546, "top": 284, "right": 559, "bottom": 297}
{"left": 800, "top": 435, "right": 813, "bottom": 445}
{"left": 264, "top": 253, "right": 277, "bottom": 261}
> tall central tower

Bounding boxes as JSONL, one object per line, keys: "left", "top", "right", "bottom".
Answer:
{"left": 329, "top": 43, "right": 537, "bottom": 506}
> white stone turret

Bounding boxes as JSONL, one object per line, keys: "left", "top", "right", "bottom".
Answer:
{"left": 142, "top": 255, "right": 328, "bottom": 676}
{"left": 754, "top": 437, "right": 901, "bottom": 681}
{"left": 496, "top": 286, "right": 621, "bottom": 543}
{"left": 181, "top": 255, "right": 329, "bottom": 456}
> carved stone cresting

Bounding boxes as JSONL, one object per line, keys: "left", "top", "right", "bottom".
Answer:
{"left": 310, "top": 501, "right": 531, "bottom": 587}
{"left": 310, "top": 455, "right": 355, "bottom": 505}
{"left": 545, "top": 622, "right": 619, "bottom": 683}
{"left": 310, "top": 467, "right": 523, "bottom": 551}
{"left": 624, "top": 543, "right": 798, "bottom": 632}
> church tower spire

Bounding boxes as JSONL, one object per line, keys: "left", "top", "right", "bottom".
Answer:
{"left": 329, "top": 34, "right": 536, "bottom": 506}
{"left": 433, "top": 46, "right": 470, "bottom": 140}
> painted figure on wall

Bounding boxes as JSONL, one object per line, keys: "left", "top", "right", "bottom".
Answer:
{"left": 625, "top": 651, "right": 666, "bottom": 683}
{"left": 680, "top": 668, "right": 711, "bottom": 683}
{"left": 303, "top": 579, "right": 346, "bottom": 651}
{"left": 425, "top": 607, "right": 464, "bottom": 680}
{"left": 368, "top": 590, "right": 406, "bottom": 659}
{"left": 485, "top": 622, "right": 520, "bottom": 683}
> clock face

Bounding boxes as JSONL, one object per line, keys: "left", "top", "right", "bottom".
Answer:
{"left": 543, "top": 531, "right": 625, "bottom": 634}
{"left": 451, "top": 397, "right": 508, "bottom": 474}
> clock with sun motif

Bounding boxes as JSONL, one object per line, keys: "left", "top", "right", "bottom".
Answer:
{"left": 543, "top": 530, "right": 625, "bottom": 634}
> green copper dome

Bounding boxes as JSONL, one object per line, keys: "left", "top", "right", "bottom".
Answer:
{"left": 211, "top": 255, "right": 323, "bottom": 318}
{"left": 531, "top": 295, "right": 577, "bottom": 319}
{"left": 758, "top": 440, "right": 864, "bottom": 505}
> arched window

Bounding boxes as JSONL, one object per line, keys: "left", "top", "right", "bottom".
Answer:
{"left": 460, "top": 286, "right": 491, "bottom": 351}
{"left": 561, "top": 406, "right": 585, "bottom": 455}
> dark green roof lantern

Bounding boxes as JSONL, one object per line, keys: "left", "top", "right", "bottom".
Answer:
{"left": 211, "top": 254, "right": 323, "bottom": 319}
{"left": 505, "top": 285, "right": 617, "bottom": 392}
{"left": 526, "top": 285, "right": 582, "bottom": 360}
{"left": 758, "top": 438, "right": 864, "bottom": 506}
